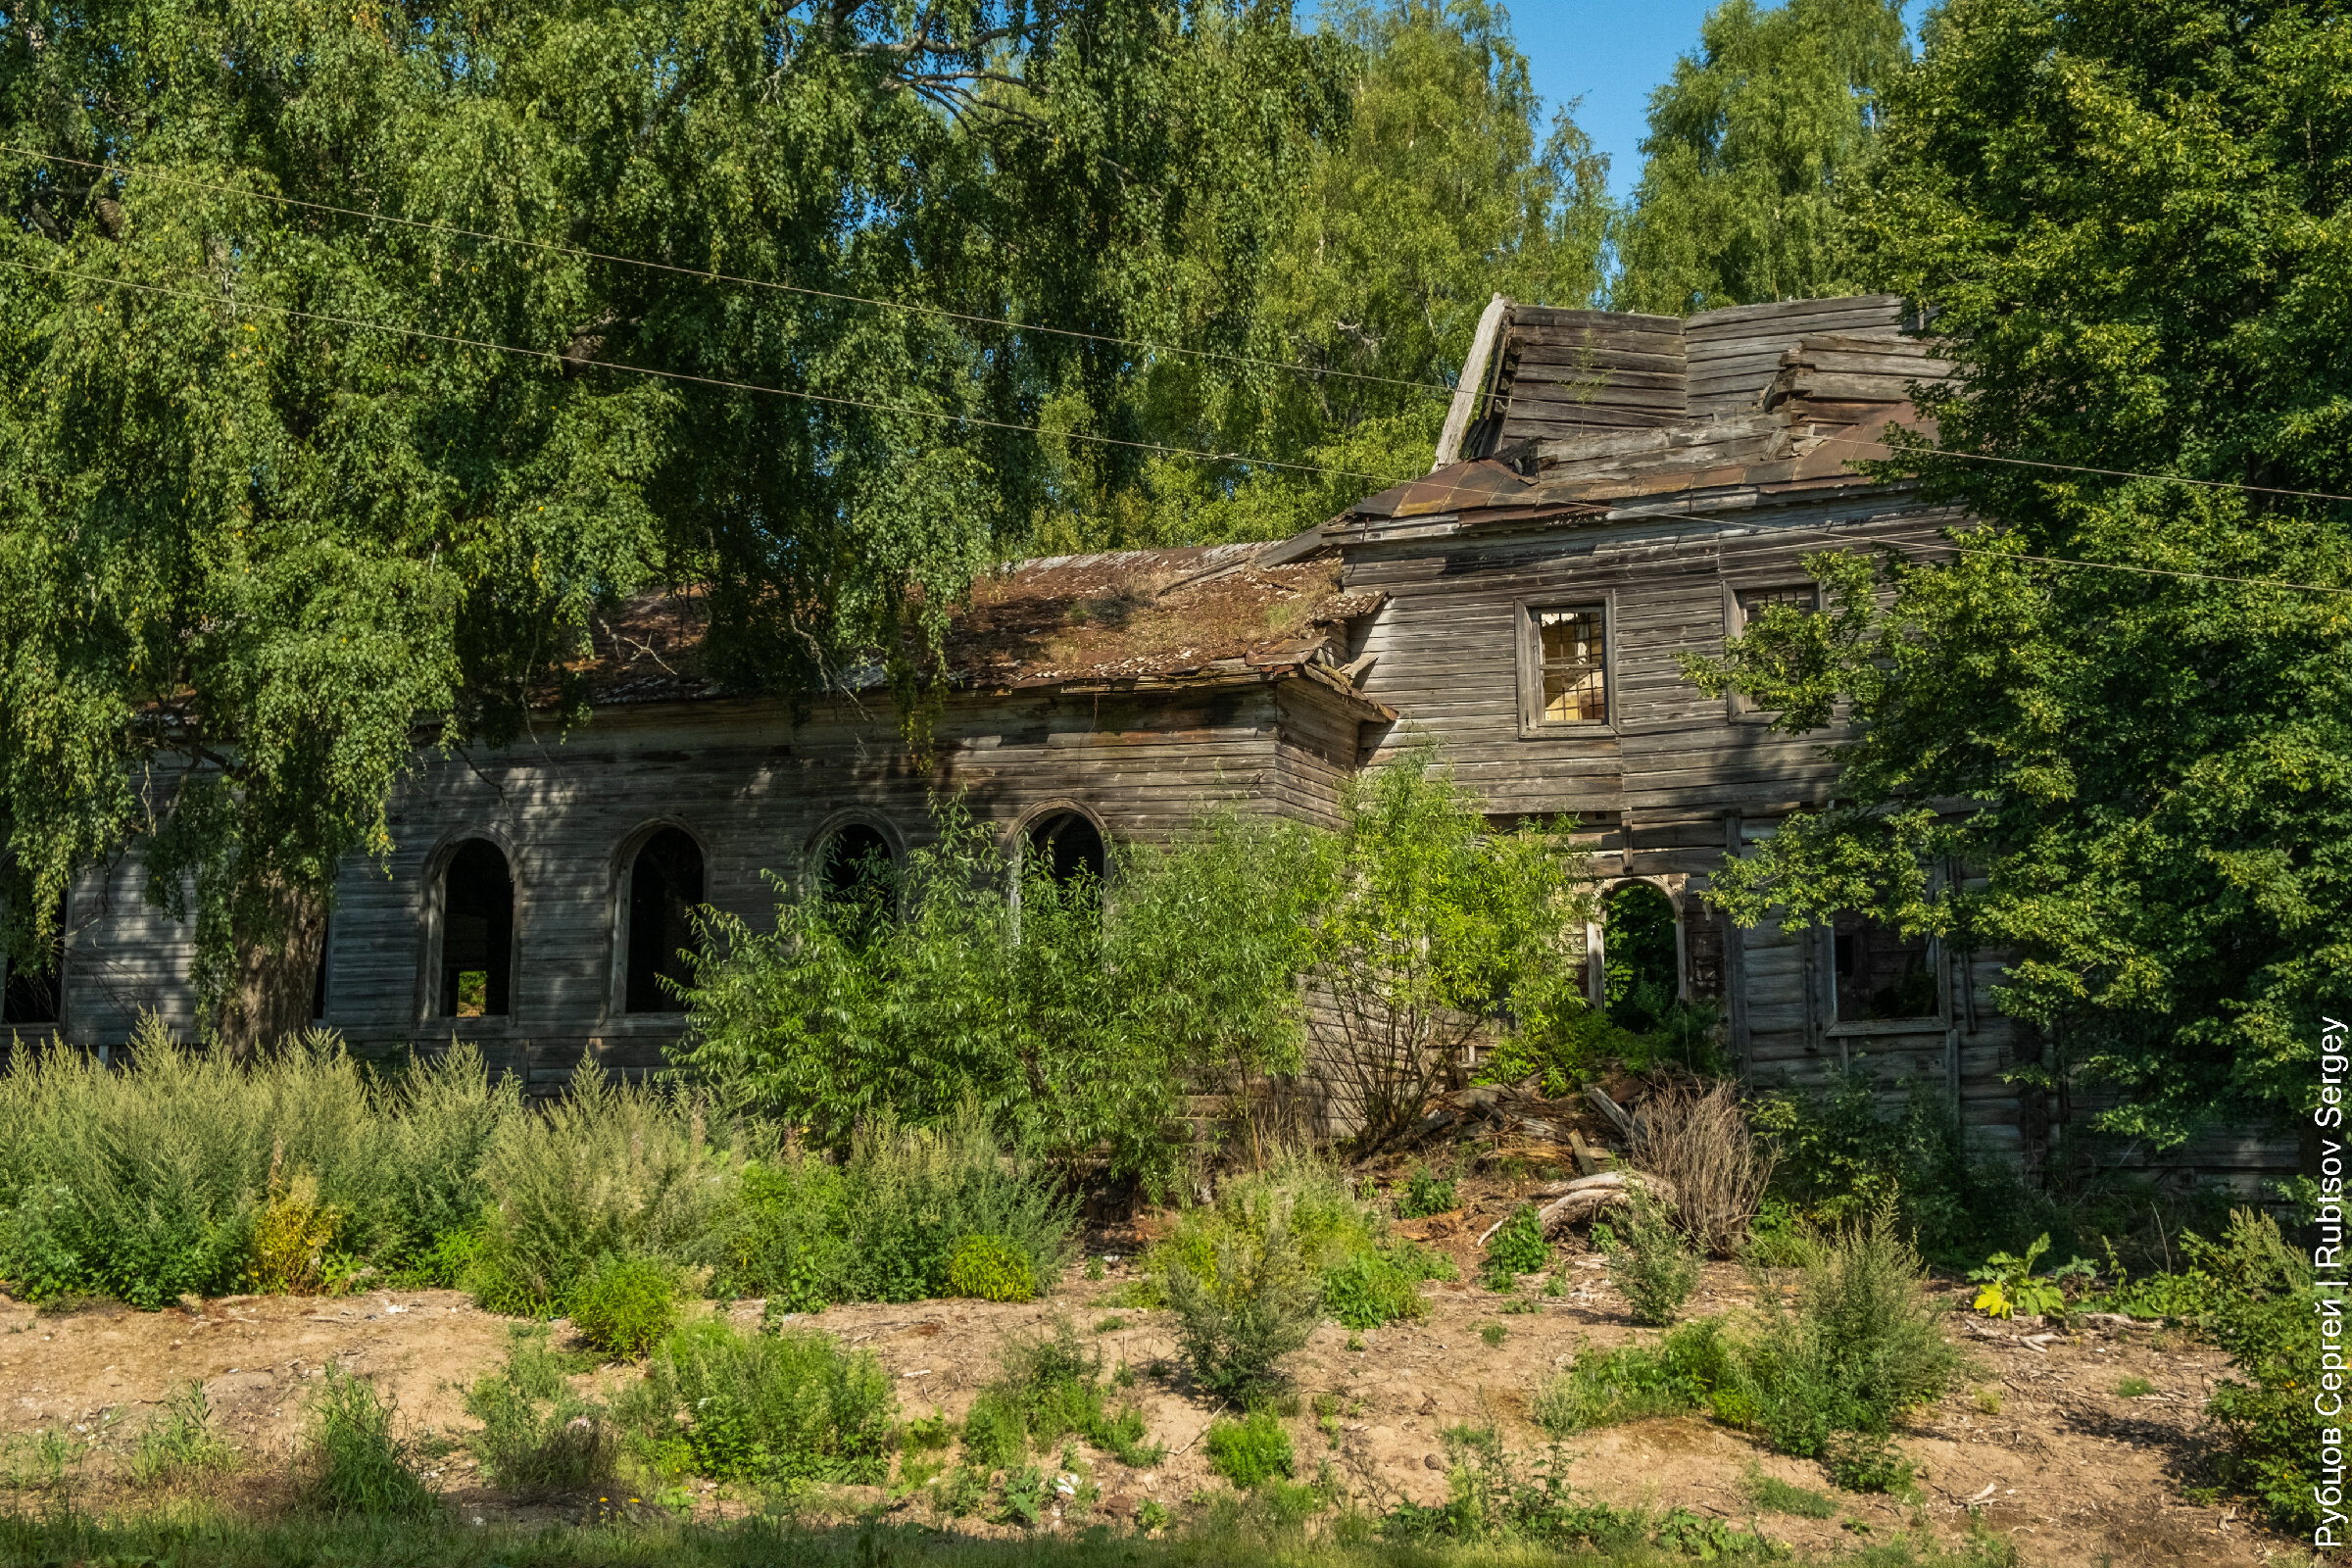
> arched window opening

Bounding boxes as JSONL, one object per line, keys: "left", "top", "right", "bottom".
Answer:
{"left": 440, "top": 839, "right": 514, "bottom": 1018}
{"left": 817, "top": 823, "right": 896, "bottom": 906}
{"left": 2, "top": 887, "right": 66, "bottom": 1026}
{"left": 625, "top": 828, "right": 704, "bottom": 1013}
{"left": 1025, "top": 810, "right": 1105, "bottom": 890}
{"left": 1602, "top": 882, "right": 1679, "bottom": 1033}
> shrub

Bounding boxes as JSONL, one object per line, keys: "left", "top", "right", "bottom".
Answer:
{"left": 1822, "top": 1430, "right": 1914, "bottom": 1494}
{"left": 726, "top": 1109, "right": 1075, "bottom": 1308}
{"left": 127, "top": 1382, "right": 234, "bottom": 1486}
{"left": 675, "top": 799, "right": 1324, "bottom": 1185}
{"left": 0, "top": 1026, "right": 514, "bottom": 1307}
{"left": 301, "top": 1367, "right": 438, "bottom": 1519}
{"left": 1728, "top": 1202, "right": 1965, "bottom": 1457}
{"left": 464, "top": 1325, "right": 615, "bottom": 1492}
{"left": 1397, "top": 1166, "right": 1457, "bottom": 1218}
{"left": 2188, "top": 1208, "right": 2320, "bottom": 1534}
{"left": 1481, "top": 1203, "right": 1547, "bottom": 1286}
{"left": 1593, "top": 1185, "right": 1700, "bottom": 1326}
{"left": 1532, "top": 1320, "right": 1730, "bottom": 1436}
{"left": 1163, "top": 1210, "right": 1321, "bottom": 1403}
{"left": 1318, "top": 1250, "right": 1430, "bottom": 1330}
{"left": 622, "top": 1318, "right": 894, "bottom": 1486}
{"left": 962, "top": 1322, "right": 1163, "bottom": 1470}
{"left": 567, "top": 1255, "right": 678, "bottom": 1358}
{"left": 1203, "top": 1409, "right": 1294, "bottom": 1489}
{"left": 471, "top": 1068, "right": 752, "bottom": 1317}
{"left": 1632, "top": 1082, "right": 1773, "bottom": 1258}
{"left": 946, "top": 1235, "right": 1035, "bottom": 1302}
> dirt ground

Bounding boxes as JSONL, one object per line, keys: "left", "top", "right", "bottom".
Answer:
{"left": 0, "top": 1212, "right": 2290, "bottom": 1566}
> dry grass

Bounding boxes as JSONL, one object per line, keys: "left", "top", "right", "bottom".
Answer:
{"left": 1635, "top": 1081, "right": 1775, "bottom": 1258}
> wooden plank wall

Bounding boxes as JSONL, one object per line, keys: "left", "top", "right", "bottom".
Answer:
{"left": 48, "top": 679, "right": 1371, "bottom": 1091}
{"left": 1492, "top": 308, "right": 1687, "bottom": 444}
{"left": 1684, "top": 295, "right": 1904, "bottom": 416}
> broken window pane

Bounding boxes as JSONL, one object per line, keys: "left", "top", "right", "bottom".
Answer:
{"left": 1737, "top": 584, "right": 1818, "bottom": 624}
{"left": 1537, "top": 607, "right": 1607, "bottom": 723}
{"left": 1832, "top": 911, "right": 1937, "bottom": 1021}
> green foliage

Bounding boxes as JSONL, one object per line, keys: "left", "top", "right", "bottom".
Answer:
{"left": 1966, "top": 1234, "right": 2095, "bottom": 1321}
{"left": 1163, "top": 1209, "right": 1323, "bottom": 1403}
{"left": 300, "top": 1368, "right": 438, "bottom": 1520}
{"left": 1052, "top": 0, "right": 1610, "bottom": 553}
{"left": 1310, "top": 749, "right": 1593, "bottom": 1155}
{"left": 724, "top": 1109, "right": 1074, "bottom": 1310}
{"left": 1531, "top": 1321, "right": 1731, "bottom": 1437}
{"left": 1741, "top": 1466, "right": 1837, "bottom": 1519}
{"left": 1613, "top": 0, "right": 1910, "bottom": 313}
{"left": 1593, "top": 1187, "right": 1701, "bottom": 1327}
{"left": 1381, "top": 1426, "right": 1773, "bottom": 1555}
{"left": 1396, "top": 1166, "right": 1457, "bottom": 1219}
{"left": 0, "top": 1027, "right": 513, "bottom": 1307}
{"left": 679, "top": 802, "right": 1323, "bottom": 1183}
{"left": 464, "top": 1325, "right": 615, "bottom": 1493}
{"left": 1728, "top": 1204, "right": 1966, "bottom": 1458}
{"left": 1203, "top": 1410, "right": 1294, "bottom": 1490}
{"left": 1481, "top": 1204, "right": 1547, "bottom": 1286}
{"left": 470, "top": 1069, "right": 750, "bottom": 1318}
{"left": 0, "top": 0, "right": 1382, "bottom": 1029}
{"left": 621, "top": 1319, "right": 894, "bottom": 1488}
{"left": 1696, "top": 0, "right": 2352, "bottom": 1151}
{"left": 127, "top": 1382, "right": 234, "bottom": 1488}
{"left": 2115, "top": 1376, "right": 2155, "bottom": 1398}
{"left": 963, "top": 1323, "right": 1164, "bottom": 1472}
{"left": 2180, "top": 1209, "right": 2322, "bottom": 1535}
{"left": 946, "top": 1236, "right": 1036, "bottom": 1304}
{"left": 1747, "top": 1072, "right": 2048, "bottom": 1262}
{"left": 1478, "top": 1323, "right": 1506, "bottom": 1348}
{"left": 569, "top": 1256, "right": 679, "bottom": 1359}
{"left": 1600, "top": 883, "right": 1680, "bottom": 1036}
{"left": 1822, "top": 1431, "right": 1914, "bottom": 1494}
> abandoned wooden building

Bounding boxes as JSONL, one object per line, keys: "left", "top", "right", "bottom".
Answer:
{"left": 9, "top": 293, "right": 2289, "bottom": 1193}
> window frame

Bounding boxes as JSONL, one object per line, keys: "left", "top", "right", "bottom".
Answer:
{"left": 1821, "top": 914, "right": 1948, "bottom": 1037}
{"left": 416, "top": 830, "right": 522, "bottom": 1032}
{"left": 1722, "top": 580, "right": 1822, "bottom": 720}
{"left": 605, "top": 818, "right": 712, "bottom": 1027}
{"left": 1514, "top": 592, "right": 1618, "bottom": 738}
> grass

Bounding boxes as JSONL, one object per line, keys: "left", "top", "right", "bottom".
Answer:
{"left": 1203, "top": 1409, "right": 1293, "bottom": 1489}
{"left": 0, "top": 1509, "right": 2034, "bottom": 1566}
{"left": 1531, "top": 1320, "right": 1730, "bottom": 1436}
{"left": 1742, "top": 1466, "right": 1838, "bottom": 1518}
{"left": 127, "top": 1382, "right": 236, "bottom": 1487}
{"left": 299, "top": 1367, "right": 438, "bottom": 1519}
{"left": 2115, "top": 1375, "right": 2155, "bottom": 1397}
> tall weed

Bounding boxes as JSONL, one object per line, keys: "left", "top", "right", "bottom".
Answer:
{"left": 471, "top": 1067, "right": 753, "bottom": 1316}
{"left": 1727, "top": 1203, "right": 1964, "bottom": 1455}
{"left": 464, "top": 1326, "right": 615, "bottom": 1493}
{"left": 0, "top": 1024, "right": 513, "bottom": 1306}
{"left": 300, "top": 1368, "right": 438, "bottom": 1520}
{"left": 619, "top": 1319, "right": 895, "bottom": 1487}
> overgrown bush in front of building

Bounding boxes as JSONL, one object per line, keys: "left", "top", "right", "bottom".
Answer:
{"left": 469, "top": 1068, "right": 754, "bottom": 1318}
{"left": 1747, "top": 1071, "right": 2045, "bottom": 1264}
{"left": 1723, "top": 1202, "right": 1965, "bottom": 1458}
{"left": 2174, "top": 1208, "right": 2322, "bottom": 1534}
{"left": 300, "top": 1367, "right": 439, "bottom": 1520}
{"left": 615, "top": 1318, "right": 895, "bottom": 1488}
{"left": 464, "top": 1325, "right": 615, "bottom": 1492}
{"left": 0, "top": 1024, "right": 514, "bottom": 1307}
{"left": 674, "top": 800, "right": 1324, "bottom": 1188}
{"left": 1306, "top": 747, "right": 1593, "bottom": 1154}
{"left": 723, "top": 1108, "right": 1075, "bottom": 1309}
{"left": 1593, "top": 1185, "right": 1700, "bottom": 1326}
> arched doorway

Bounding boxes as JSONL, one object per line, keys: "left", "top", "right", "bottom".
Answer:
{"left": 625, "top": 827, "right": 704, "bottom": 1013}
{"left": 1602, "top": 881, "right": 1679, "bottom": 1033}
{"left": 1025, "top": 809, "right": 1106, "bottom": 888}
{"left": 440, "top": 839, "right": 514, "bottom": 1018}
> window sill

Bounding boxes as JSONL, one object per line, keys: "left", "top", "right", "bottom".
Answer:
{"left": 1826, "top": 1017, "right": 1948, "bottom": 1037}
{"left": 600, "top": 1013, "right": 692, "bottom": 1034}
{"left": 1516, "top": 721, "right": 1619, "bottom": 741}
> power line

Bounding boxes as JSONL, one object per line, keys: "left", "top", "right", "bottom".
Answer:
{"left": 1814, "top": 427, "right": 2352, "bottom": 506}
{"left": 2, "top": 144, "right": 1459, "bottom": 399}
{"left": 1, "top": 258, "right": 1417, "bottom": 485}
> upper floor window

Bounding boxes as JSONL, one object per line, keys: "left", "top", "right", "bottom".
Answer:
{"left": 1727, "top": 583, "right": 1820, "bottom": 717}
{"left": 625, "top": 828, "right": 704, "bottom": 1013}
{"left": 440, "top": 839, "right": 514, "bottom": 1018}
{"left": 1831, "top": 911, "right": 1938, "bottom": 1023}
{"left": 1516, "top": 600, "right": 1611, "bottom": 733}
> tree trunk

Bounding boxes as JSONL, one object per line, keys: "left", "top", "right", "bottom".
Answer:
{"left": 216, "top": 879, "right": 328, "bottom": 1058}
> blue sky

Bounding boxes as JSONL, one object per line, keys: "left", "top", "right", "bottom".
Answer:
{"left": 1509, "top": 1, "right": 1723, "bottom": 200}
